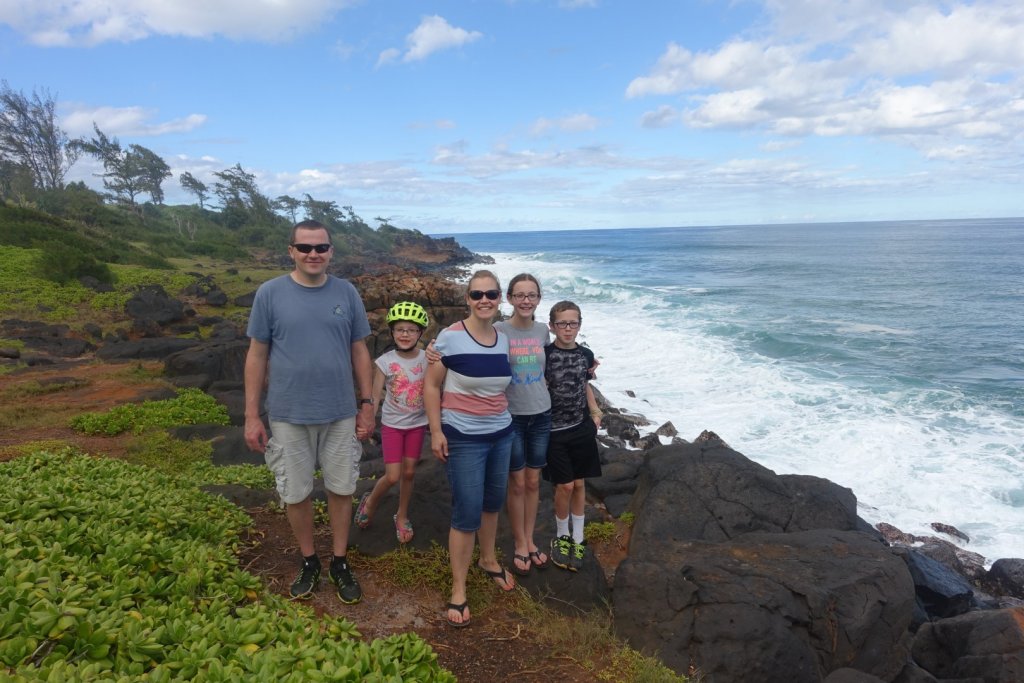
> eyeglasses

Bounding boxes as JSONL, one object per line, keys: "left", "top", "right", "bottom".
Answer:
{"left": 392, "top": 327, "right": 421, "bottom": 336}
{"left": 468, "top": 289, "right": 501, "bottom": 301}
{"left": 511, "top": 293, "right": 539, "bottom": 301}
{"left": 291, "top": 243, "right": 332, "bottom": 254}
{"left": 552, "top": 320, "right": 580, "bottom": 330}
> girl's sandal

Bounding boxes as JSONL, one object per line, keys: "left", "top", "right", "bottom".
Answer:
{"left": 511, "top": 553, "right": 532, "bottom": 577}
{"left": 528, "top": 549, "right": 549, "bottom": 570}
{"left": 394, "top": 514, "right": 414, "bottom": 544}
{"left": 353, "top": 492, "right": 372, "bottom": 529}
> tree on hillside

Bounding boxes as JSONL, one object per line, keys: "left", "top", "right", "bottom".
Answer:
{"left": 72, "top": 125, "right": 172, "bottom": 207}
{"left": 274, "top": 194, "right": 301, "bottom": 223}
{"left": 0, "top": 81, "right": 80, "bottom": 191}
{"left": 0, "top": 159, "right": 36, "bottom": 202}
{"left": 180, "top": 171, "right": 209, "bottom": 208}
{"left": 212, "top": 163, "right": 275, "bottom": 228}
{"left": 133, "top": 144, "right": 172, "bottom": 204}
{"left": 302, "top": 193, "right": 344, "bottom": 226}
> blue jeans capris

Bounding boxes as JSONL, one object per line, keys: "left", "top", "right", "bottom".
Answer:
{"left": 445, "top": 431, "right": 514, "bottom": 532}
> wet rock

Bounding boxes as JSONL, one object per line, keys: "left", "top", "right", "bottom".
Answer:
{"left": 911, "top": 607, "right": 1024, "bottom": 682}
{"left": 986, "top": 559, "right": 1024, "bottom": 600}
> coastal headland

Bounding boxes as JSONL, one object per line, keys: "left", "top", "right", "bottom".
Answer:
{"left": 2, "top": 227, "right": 1022, "bottom": 683}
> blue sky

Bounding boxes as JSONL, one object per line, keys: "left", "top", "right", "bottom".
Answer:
{"left": 2, "top": 0, "right": 1022, "bottom": 233}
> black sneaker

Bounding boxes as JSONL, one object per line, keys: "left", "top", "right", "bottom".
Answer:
{"left": 571, "top": 539, "right": 587, "bottom": 571}
{"left": 550, "top": 535, "right": 575, "bottom": 572}
{"left": 329, "top": 557, "right": 362, "bottom": 604}
{"left": 290, "top": 557, "right": 321, "bottom": 599}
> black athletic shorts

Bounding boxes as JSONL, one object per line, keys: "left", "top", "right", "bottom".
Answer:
{"left": 544, "top": 419, "right": 601, "bottom": 485}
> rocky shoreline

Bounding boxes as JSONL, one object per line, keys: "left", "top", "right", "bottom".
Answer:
{"left": 3, "top": 255, "right": 1023, "bottom": 682}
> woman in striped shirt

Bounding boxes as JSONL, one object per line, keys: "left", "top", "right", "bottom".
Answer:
{"left": 425, "top": 269, "right": 515, "bottom": 628}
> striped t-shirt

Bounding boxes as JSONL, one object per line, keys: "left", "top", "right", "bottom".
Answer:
{"left": 436, "top": 321, "right": 513, "bottom": 440}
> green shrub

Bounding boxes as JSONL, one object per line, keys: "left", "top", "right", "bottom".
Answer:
{"left": 37, "top": 239, "right": 114, "bottom": 285}
{"left": 69, "top": 388, "right": 230, "bottom": 436}
{"left": 0, "top": 450, "right": 454, "bottom": 682}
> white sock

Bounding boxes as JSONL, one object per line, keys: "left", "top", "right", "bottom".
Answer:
{"left": 571, "top": 514, "right": 585, "bottom": 544}
{"left": 555, "top": 515, "right": 570, "bottom": 539}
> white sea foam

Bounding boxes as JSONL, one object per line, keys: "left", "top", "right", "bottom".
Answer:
{"left": 478, "top": 254, "right": 1024, "bottom": 563}
{"left": 827, "top": 321, "right": 915, "bottom": 336}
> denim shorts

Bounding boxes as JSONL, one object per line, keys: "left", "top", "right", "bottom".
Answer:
{"left": 509, "top": 410, "right": 551, "bottom": 472}
{"left": 265, "top": 418, "right": 361, "bottom": 504}
{"left": 444, "top": 431, "right": 514, "bottom": 532}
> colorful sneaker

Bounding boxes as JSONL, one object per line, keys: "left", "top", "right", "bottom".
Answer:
{"left": 290, "top": 557, "right": 321, "bottom": 599}
{"left": 329, "top": 557, "right": 362, "bottom": 604}
{"left": 550, "top": 535, "right": 575, "bottom": 572}
{"left": 571, "top": 539, "right": 587, "bottom": 571}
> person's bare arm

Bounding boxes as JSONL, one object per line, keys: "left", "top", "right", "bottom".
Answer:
{"left": 352, "top": 339, "right": 375, "bottom": 440}
{"left": 424, "top": 358, "right": 448, "bottom": 461}
{"left": 370, "top": 364, "right": 386, "bottom": 418}
{"left": 244, "top": 338, "right": 270, "bottom": 452}
{"left": 586, "top": 383, "right": 602, "bottom": 428}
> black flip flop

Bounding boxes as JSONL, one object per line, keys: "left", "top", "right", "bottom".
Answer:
{"left": 446, "top": 601, "right": 470, "bottom": 628}
{"left": 477, "top": 563, "right": 516, "bottom": 591}
{"left": 528, "top": 549, "right": 549, "bottom": 570}
{"left": 511, "top": 553, "right": 531, "bottom": 576}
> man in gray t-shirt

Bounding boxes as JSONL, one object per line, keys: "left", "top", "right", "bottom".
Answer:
{"left": 244, "top": 220, "right": 374, "bottom": 605}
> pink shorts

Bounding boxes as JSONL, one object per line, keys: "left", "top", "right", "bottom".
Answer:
{"left": 380, "top": 425, "right": 427, "bottom": 464}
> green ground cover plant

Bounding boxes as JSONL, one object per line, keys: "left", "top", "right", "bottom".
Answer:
{"left": 0, "top": 450, "right": 454, "bottom": 682}
{"left": 0, "top": 246, "right": 93, "bottom": 320}
{"left": 69, "top": 388, "right": 230, "bottom": 436}
{"left": 125, "top": 431, "right": 274, "bottom": 490}
{"left": 0, "top": 245, "right": 196, "bottom": 322}
{"left": 584, "top": 521, "right": 617, "bottom": 543}
{"left": 88, "top": 265, "right": 198, "bottom": 314}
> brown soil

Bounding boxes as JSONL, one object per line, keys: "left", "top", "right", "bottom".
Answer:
{"left": 1, "top": 359, "right": 632, "bottom": 682}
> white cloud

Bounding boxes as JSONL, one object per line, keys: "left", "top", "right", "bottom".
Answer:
{"left": 0, "top": 0, "right": 355, "bottom": 46}
{"left": 760, "top": 139, "right": 801, "bottom": 152}
{"left": 385, "top": 15, "right": 482, "bottom": 64}
{"left": 62, "top": 105, "right": 207, "bottom": 137}
{"left": 624, "top": 1, "right": 1024, "bottom": 166}
{"left": 530, "top": 113, "right": 599, "bottom": 136}
{"left": 924, "top": 145, "right": 976, "bottom": 160}
{"left": 640, "top": 105, "right": 679, "bottom": 129}
{"left": 376, "top": 48, "right": 401, "bottom": 67}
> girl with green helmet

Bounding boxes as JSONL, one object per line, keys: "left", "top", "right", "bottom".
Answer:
{"left": 354, "top": 301, "right": 430, "bottom": 544}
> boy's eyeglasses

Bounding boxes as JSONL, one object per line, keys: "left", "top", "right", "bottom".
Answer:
{"left": 468, "top": 289, "right": 501, "bottom": 300}
{"left": 291, "top": 243, "right": 332, "bottom": 254}
{"left": 552, "top": 321, "right": 580, "bottom": 330}
{"left": 392, "top": 327, "right": 421, "bottom": 336}
{"left": 511, "top": 293, "right": 539, "bottom": 301}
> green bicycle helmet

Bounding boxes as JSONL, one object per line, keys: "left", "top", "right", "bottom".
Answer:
{"left": 386, "top": 301, "right": 429, "bottom": 329}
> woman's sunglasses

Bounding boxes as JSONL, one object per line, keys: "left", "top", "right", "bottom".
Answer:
{"left": 291, "top": 243, "right": 332, "bottom": 254}
{"left": 468, "top": 289, "right": 501, "bottom": 300}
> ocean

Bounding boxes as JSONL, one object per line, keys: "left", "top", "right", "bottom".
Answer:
{"left": 447, "top": 218, "right": 1024, "bottom": 564}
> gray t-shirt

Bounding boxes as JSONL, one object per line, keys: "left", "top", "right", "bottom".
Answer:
{"left": 495, "top": 319, "right": 551, "bottom": 416}
{"left": 247, "top": 274, "right": 371, "bottom": 424}
{"left": 375, "top": 349, "right": 428, "bottom": 429}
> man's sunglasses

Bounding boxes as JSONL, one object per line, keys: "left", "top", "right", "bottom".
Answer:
{"left": 468, "top": 289, "right": 501, "bottom": 300}
{"left": 291, "top": 243, "right": 332, "bottom": 254}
